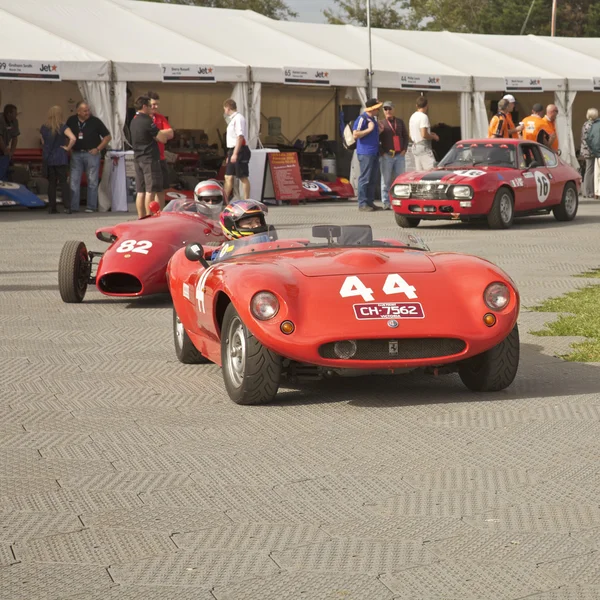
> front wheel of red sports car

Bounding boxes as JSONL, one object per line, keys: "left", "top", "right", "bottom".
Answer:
{"left": 395, "top": 214, "right": 421, "bottom": 228}
{"left": 552, "top": 182, "right": 578, "bottom": 222}
{"left": 487, "top": 188, "right": 514, "bottom": 229}
{"left": 458, "top": 324, "right": 520, "bottom": 392}
{"left": 221, "top": 303, "right": 282, "bottom": 405}
{"left": 58, "top": 240, "right": 89, "bottom": 303}
{"left": 173, "top": 309, "right": 209, "bottom": 364}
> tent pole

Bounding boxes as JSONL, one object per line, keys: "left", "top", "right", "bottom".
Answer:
{"left": 551, "top": 0, "right": 557, "bottom": 36}
{"left": 367, "top": 0, "right": 373, "bottom": 97}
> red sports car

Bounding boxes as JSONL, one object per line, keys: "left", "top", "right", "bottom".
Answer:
{"left": 168, "top": 225, "right": 520, "bottom": 405}
{"left": 58, "top": 199, "right": 224, "bottom": 303}
{"left": 391, "top": 139, "right": 581, "bottom": 229}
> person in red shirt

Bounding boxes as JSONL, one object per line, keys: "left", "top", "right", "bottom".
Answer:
{"left": 148, "top": 91, "right": 174, "bottom": 208}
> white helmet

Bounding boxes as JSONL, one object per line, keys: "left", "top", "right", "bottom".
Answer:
{"left": 193, "top": 179, "right": 226, "bottom": 210}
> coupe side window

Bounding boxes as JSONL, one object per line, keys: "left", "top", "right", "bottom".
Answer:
{"left": 519, "top": 144, "right": 544, "bottom": 169}
{"left": 540, "top": 147, "right": 558, "bottom": 167}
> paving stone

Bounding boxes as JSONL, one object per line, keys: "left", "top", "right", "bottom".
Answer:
{"left": 522, "top": 586, "right": 600, "bottom": 599}
{"left": 213, "top": 572, "right": 395, "bottom": 600}
{"left": 58, "top": 472, "right": 194, "bottom": 492}
{"left": 0, "top": 512, "right": 83, "bottom": 542}
{"left": 0, "top": 543, "right": 16, "bottom": 566}
{"left": 539, "top": 553, "right": 600, "bottom": 585}
{"left": 61, "top": 587, "right": 215, "bottom": 600}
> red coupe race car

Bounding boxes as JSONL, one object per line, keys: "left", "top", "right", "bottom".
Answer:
{"left": 168, "top": 225, "right": 520, "bottom": 405}
{"left": 391, "top": 139, "right": 581, "bottom": 229}
{"left": 58, "top": 199, "right": 225, "bottom": 303}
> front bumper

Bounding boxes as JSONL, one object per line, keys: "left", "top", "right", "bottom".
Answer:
{"left": 391, "top": 197, "right": 486, "bottom": 220}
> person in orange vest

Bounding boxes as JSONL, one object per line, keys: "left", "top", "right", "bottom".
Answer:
{"left": 501, "top": 94, "right": 524, "bottom": 138}
{"left": 521, "top": 103, "right": 552, "bottom": 146}
{"left": 543, "top": 104, "right": 559, "bottom": 151}
{"left": 488, "top": 99, "right": 510, "bottom": 138}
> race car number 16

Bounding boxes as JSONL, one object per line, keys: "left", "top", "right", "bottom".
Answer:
{"left": 340, "top": 274, "right": 418, "bottom": 302}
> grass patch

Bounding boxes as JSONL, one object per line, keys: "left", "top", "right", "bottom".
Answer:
{"left": 530, "top": 271, "right": 600, "bottom": 362}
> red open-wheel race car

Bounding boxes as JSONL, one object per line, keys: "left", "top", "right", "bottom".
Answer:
{"left": 391, "top": 139, "right": 581, "bottom": 229}
{"left": 168, "top": 224, "right": 520, "bottom": 405}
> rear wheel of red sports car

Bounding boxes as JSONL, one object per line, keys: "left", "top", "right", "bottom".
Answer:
{"left": 458, "top": 324, "right": 520, "bottom": 392}
{"left": 221, "top": 304, "right": 282, "bottom": 405}
{"left": 173, "top": 309, "right": 209, "bottom": 364}
{"left": 58, "top": 240, "right": 89, "bottom": 303}
{"left": 552, "top": 182, "right": 578, "bottom": 222}
{"left": 395, "top": 214, "right": 421, "bottom": 228}
{"left": 487, "top": 188, "right": 514, "bottom": 229}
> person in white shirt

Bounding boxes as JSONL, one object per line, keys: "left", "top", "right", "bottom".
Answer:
{"left": 408, "top": 96, "right": 439, "bottom": 171}
{"left": 223, "top": 98, "right": 251, "bottom": 200}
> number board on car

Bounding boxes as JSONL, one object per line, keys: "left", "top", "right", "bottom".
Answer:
{"left": 353, "top": 302, "right": 425, "bottom": 320}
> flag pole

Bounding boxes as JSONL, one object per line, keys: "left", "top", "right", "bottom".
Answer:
{"left": 367, "top": 0, "right": 373, "bottom": 97}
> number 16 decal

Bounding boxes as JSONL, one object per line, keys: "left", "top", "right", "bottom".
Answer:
{"left": 340, "top": 274, "right": 417, "bottom": 302}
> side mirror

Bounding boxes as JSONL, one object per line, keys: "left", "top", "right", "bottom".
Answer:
{"left": 557, "top": 149, "right": 562, "bottom": 156}
{"left": 149, "top": 200, "right": 160, "bottom": 215}
{"left": 185, "top": 243, "right": 210, "bottom": 268}
{"left": 527, "top": 161, "right": 540, "bottom": 170}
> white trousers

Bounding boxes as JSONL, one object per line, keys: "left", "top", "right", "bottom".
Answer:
{"left": 594, "top": 158, "right": 600, "bottom": 197}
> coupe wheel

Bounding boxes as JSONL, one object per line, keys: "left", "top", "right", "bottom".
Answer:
{"left": 58, "top": 240, "right": 89, "bottom": 303}
{"left": 395, "top": 214, "right": 421, "bottom": 228}
{"left": 458, "top": 324, "right": 520, "bottom": 392}
{"left": 173, "top": 308, "right": 208, "bottom": 364}
{"left": 487, "top": 188, "right": 514, "bottom": 229}
{"left": 552, "top": 182, "right": 578, "bottom": 222}
{"left": 221, "top": 303, "right": 282, "bottom": 405}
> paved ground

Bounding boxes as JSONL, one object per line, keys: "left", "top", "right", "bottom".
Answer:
{"left": 1, "top": 199, "right": 600, "bottom": 600}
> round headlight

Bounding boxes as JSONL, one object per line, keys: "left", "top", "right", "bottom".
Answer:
{"left": 334, "top": 340, "right": 357, "bottom": 359}
{"left": 452, "top": 185, "right": 473, "bottom": 199}
{"left": 392, "top": 184, "right": 411, "bottom": 198}
{"left": 250, "top": 291, "right": 279, "bottom": 320}
{"left": 484, "top": 282, "right": 510, "bottom": 311}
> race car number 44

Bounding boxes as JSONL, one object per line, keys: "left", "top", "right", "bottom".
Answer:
{"left": 354, "top": 302, "right": 425, "bottom": 320}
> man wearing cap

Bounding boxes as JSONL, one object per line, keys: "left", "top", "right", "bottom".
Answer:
{"left": 521, "top": 103, "right": 553, "bottom": 146}
{"left": 501, "top": 95, "right": 524, "bottom": 138}
{"left": 353, "top": 98, "right": 383, "bottom": 212}
{"left": 379, "top": 101, "right": 408, "bottom": 210}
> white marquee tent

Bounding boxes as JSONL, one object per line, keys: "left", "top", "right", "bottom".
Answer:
{"left": 2, "top": 0, "right": 600, "bottom": 168}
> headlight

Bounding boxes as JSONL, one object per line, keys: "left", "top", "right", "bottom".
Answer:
{"left": 392, "top": 184, "right": 411, "bottom": 198}
{"left": 484, "top": 282, "right": 510, "bottom": 311}
{"left": 452, "top": 185, "right": 473, "bottom": 199}
{"left": 250, "top": 291, "right": 279, "bottom": 320}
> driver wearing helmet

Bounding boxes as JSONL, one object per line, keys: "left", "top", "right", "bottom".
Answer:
{"left": 211, "top": 199, "right": 270, "bottom": 261}
{"left": 192, "top": 179, "right": 227, "bottom": 219}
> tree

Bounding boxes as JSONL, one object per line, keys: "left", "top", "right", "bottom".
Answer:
{"left": 142, "top": 0, "right": 297, "bottom": 20}
{"left": 324, "top": 0, "right": 600, "bottom": 37}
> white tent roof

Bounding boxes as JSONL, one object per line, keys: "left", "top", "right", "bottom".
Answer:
{"left": 0, "top": 0, "right": 247, "bottom": 82}
{"left": 115, "top": 0, "right": 366, "bottom": 87}
{"left": 0, "top": 8, "right": 109, "bottom": 80}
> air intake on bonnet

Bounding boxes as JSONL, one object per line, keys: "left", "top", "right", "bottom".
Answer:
{"left": 98, "top": 273, "right": 142, "bottom": 294}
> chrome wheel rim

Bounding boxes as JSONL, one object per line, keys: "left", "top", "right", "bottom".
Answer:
{"left": 500, "top": 194, "right": 512, "bottom": 224}
{"left": 226, "top": 316, "right": 246, "bottom": 388}
{"left": 175, "top": 314, "right": 184, "bottom": 350}
{"left": 564, "top": 187, "right": 577, "bottom": 216}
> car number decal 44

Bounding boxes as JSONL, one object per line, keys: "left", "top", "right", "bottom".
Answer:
{"left": 340, "top": 274, "right": 418, "bottom": 303}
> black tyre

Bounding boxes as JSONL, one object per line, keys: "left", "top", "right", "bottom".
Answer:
{"left": 221, "top": 303, "right": 282, "bottom": 405}
{"left": 395, "top": 214, "right": 421, "bottom": 228}
{"left": 58, "top": 240, "right": 89, "bottom": 303}
{"left": 173, "top": 308, "right": 209, "bottom": 364}
{"left": 487, "top": 188, "right": 514, "bottom": 229}
{"left": 552, "top": 182, "right": 578, "bottom": 222}
{"left": 459, "top": 324, "right": 520, "bottom": 392}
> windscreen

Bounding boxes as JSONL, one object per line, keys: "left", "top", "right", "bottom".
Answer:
{"left": 162, "top": 198, "right": 221, "bottom": 221}
{"left": 439, "top": 142, "right": 517, "bottom": 168}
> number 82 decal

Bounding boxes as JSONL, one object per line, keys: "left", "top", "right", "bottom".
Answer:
{"left": 116, "top": 240, "right": 153, "bottom": 254}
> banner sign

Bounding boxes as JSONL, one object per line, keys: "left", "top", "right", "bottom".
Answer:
{"left": 399, "top": 74, "right": 442, "bottom": 91}
{"left": 593, "top": 77, "right": 600, "bottom": 91}
{"left": 0, "top": 60, "right": 61, "bottom": 81}
{"left": 505, "top": 77, "right": 543, "bottom": 92}
{"left": 267, "top": 152, "right": 304, "bottom": 203}
{"left": 283, "top": 67, "right": 330, "bottom": 86}
{"left": 161, "top": 64, "right": 216, "bottom": 83}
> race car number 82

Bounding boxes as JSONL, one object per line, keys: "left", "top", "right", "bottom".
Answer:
{"left": 116, "top": 240, "right": 153, "bottom": 254}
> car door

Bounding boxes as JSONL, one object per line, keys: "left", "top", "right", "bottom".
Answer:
{"left": 537, "top": 145, "right": 562, "bottom": 206}
{"left": 517, "top": 143, "right": 552, "bottom": 211}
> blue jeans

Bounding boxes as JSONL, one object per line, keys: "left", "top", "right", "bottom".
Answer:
{"left": 380, "top": 153, "right": 406, "bottom": 207}
{"left": 357, "top": 153, "right": 379, "bottom": 208}
{"left": 70, "top": 152, "right": 101, "bottom": 211}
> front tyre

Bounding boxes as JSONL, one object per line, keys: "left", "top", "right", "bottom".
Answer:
{"left": 58, "top": 240, "right": 89, "bottom": 303}
{"left": 221, "top": 303, "right": 282, "bottom": 405}
{"left": 459, "top": 324, "right": 520, "bottom": 392}
{"left": 395, "top": 214, "right": 421, "bottom": 228}
{"left": 173, "top": 308, "right": 208, "bottom": 364}
{"left": 552, "top": 182, "right": 578, "bottom": 222}
{"left": 487, "top": 188, "right": 514, "bottom": 229}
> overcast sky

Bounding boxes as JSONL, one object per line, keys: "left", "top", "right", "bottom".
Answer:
{"left": 287, "top": 0, "right": 338, "bottom": 23}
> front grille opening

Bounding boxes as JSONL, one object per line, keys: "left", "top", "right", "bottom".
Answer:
{"left": 319, "top": 338, "right": 466, "bottom": 360}
{"left": 98, "top": 273, "right": 142, "bottom": 294}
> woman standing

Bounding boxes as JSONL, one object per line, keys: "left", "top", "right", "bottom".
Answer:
{"left": 40, "top": 106, "right": 76, "bottom": 214}
{"left": 580, "top": 108, "right": 598, "bottom": 199}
